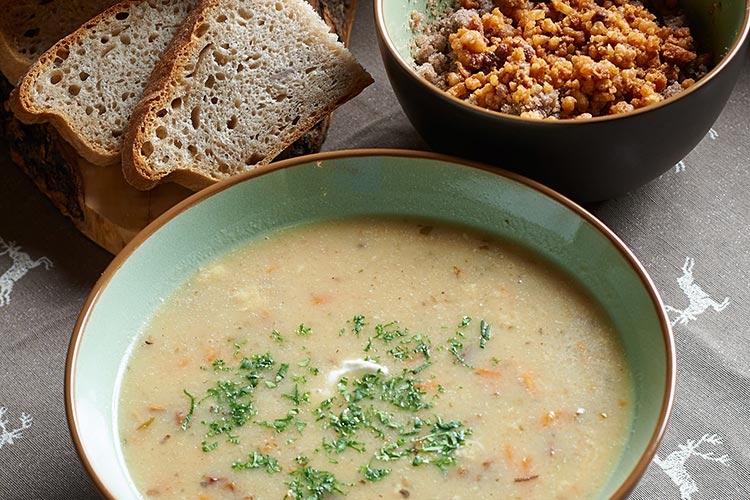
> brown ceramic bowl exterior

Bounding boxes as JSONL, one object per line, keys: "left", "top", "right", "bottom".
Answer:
{"left": 375, "top": 0, "right": 750, "bottom": 202}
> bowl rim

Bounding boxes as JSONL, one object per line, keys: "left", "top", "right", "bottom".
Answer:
{"left": 373, "top": 0, "right": 750, "bottom": 124}
{"left": 65, "top": 148, "right": 676, "bottom": 500}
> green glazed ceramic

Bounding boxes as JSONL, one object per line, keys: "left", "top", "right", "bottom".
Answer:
{"left": 66, "top": 150, "right": 674, "bottom": 499}
{"left": 375, "top": 0, "right": 750, "bottom": 202}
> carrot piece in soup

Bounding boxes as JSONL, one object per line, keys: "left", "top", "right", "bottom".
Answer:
{"left": 542, "top": 410, "right": 560, "bottom": 427}
{"left": 521, "top": 372, "right": 537, "bottom": 395}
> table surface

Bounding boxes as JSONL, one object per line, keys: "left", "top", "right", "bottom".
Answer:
{"left": 1, "top": 2, "right": 749, "bottom": 498}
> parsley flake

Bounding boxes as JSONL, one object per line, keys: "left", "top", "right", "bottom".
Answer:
{"left": 232, "top": 451, "right": 282, "bottom": 474}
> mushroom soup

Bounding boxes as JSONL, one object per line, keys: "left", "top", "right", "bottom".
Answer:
{"left": 118, "top": 217, "right": 633, "bottom": 499}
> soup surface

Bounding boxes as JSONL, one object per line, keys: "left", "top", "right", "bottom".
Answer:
{"left": 119, "top": 218, "right": 633, "bottom": 499}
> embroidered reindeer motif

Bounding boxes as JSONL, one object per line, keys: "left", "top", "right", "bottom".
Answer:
{"left": 664, "top": 257, "right": 729, "bottom": 326}
{"left": 653, "top": 434, "right": 730, "bottom": 500}
{"left": 0, "top": 407, "right": 33, "bottom": 449}
{"left": 0, "top": 237, "right": 53, "bottom": 307}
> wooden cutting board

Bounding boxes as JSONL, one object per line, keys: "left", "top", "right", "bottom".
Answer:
{"left": 0, "top": 0, "right": 358, "bottom": 254}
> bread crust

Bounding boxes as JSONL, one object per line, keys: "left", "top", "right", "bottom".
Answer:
{"left": 122, "top": 0, "right": 372, "bottom": 190}
{"left": 9, "top": 0, "right": 194, "bottom": 168}
{"left": 122, "top": 0, "right": 213, "bottom": 189}
{"left": 8, "top": 0, "right": 141, "bottom": 166}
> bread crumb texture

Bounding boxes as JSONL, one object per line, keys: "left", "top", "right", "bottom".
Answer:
{"left": 14, "top": 0, "right": 194, "bottom": 162}
{"left": 412, "top": 0, "right": 710, "bottom": 119}
{"left": 129, "top": 0, "right": 371, "bottom": 187}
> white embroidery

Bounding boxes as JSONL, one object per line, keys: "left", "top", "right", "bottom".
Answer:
{"left": 664, "top": 256, "right": 730, "bottom": 326}
{"left": 653, "top": 434, "right": 730, "bottom": 500}
{"left": 0, "top": 237, "right": 53, "bottom": 307}
{"left": 674, "top": 160, "right": 686, "bottom": 173}
{"left": 707, "top": 127, "right": 718, "bottom": 140}
{"left": 0, "top": 407, "right": 33, "bottom": 449}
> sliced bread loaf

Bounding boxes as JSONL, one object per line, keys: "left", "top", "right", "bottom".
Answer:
{"left": 122, "top": 0, "right": 373, "bottom": 190}
{"left": 9, "top": 0, "right": 195, "bottom": 166}
{"left": 0, "top": 0, "right": 117, "bottom": 84}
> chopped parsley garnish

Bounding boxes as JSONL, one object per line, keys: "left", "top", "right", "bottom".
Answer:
{"left": 369, "top": 416, "right": 471, "bottom": 472}
{"left": 232, "top": 451, "right": 282, "bottom": 473}
{"left": 296, "top": 324, "right": 312, "bottom": 336}
{"left": 198, "top": 379, "right": 256, "bottom": 448}
{"left": 256, "top": 408, "right": 307, "bottom": 433}
{"left": 233, "top": 340, "right": 247, "bottom": 356}
{"left": 447, "top": 318, "right": 474, "bottom": 368}
{"left": 387, "top": 344, "right": 411, "bottom": 360}
{"left": 373, "top": 321, "right": 407, "bottom": 344}
{"left": 360, "top": 464, "right": 391, "bottom": 481}
{"left": 375, "top": 440, "right": 409, "bottom": 461}
{"left": 177, "top": 317, "right": 476, "bottom": 495}
{"left": 264, "top": 363, "right": 290, "bottom": 388}
{"left": 479, "top": 319, "right": 492, "bottom": 349}
{"left": 325, "top": 401, "right": 370, "bottom": 437}
{"left": 201, "top": 440, "right": 218, "bottom": 452}
{"left": 286, "top": 466, "right": 346, "bottom": 500}
{"left": 379, "top": 332, "right": 432, "bottom": 364}
{"left": 413, "top": 337, "right": 431, "bottom": 360}
{"left": 410, "top": 361, "right": 432, "bottom": 374}
{"left": 351, "top": 315, "right": 367, "bottom": 335}
{"left": 323, "top": 435, "right": 366, "bottom": 454}
{"left": 340, "top": 315, "right": 367, "bottom": 336}
{"left": 447, "top": 337, "right": 473, "bottom": 368}
{"left": 283, "top": 384, "right": 311, "bottom": 406}
{"left": 181, "top": 389, "right": 195, "bottom": 431}
{"left": 296, "top": 357, "right": 320, "bottom": 377}
{"left": 378, "top": 371, "right": 432, "bottom": 411}
{"left": 411, "top": 417, "right": 471, "bottom": 472}
{"left": 241, "top": 352, "right": 275, "bottom": 370}
{"left": 212, "top": 359, "right": 231, "bottom": 371}
{"left": 239, "top": 352, "right": 275, "bottom": 388}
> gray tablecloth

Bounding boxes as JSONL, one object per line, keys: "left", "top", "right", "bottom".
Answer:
{"left": 1, "top": 2, "right": 748, "bottom": 498}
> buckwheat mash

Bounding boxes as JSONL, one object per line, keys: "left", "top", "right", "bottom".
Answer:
{"left": 119, "top": 218, "right": 633, "bottom": 499}
{"left": 412, "top": 0, "right": 710, "bottom": 118}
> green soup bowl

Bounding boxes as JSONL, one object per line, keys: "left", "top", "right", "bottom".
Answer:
{"left": 375, "top": 0, "right": 750, "bottom": 202}
{"left": 66, "top": 150, "right": 674, "bottom": 499}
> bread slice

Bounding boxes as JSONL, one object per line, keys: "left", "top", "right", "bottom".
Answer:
{"left": 0, "top": 0, "right": 117, "bottom": 84}
{"left": 122, "top": 0, "right": 373, "bottom": 190}
{"left": 9, "top": 0, "right": 195, "bottom": 166}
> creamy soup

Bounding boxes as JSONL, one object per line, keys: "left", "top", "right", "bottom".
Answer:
{"left": 119, "top": 218, "right": 633, "bottom": 499}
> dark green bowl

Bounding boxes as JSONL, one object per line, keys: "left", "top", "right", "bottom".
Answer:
{"left": 375, "top": 0, "right": 750, "bottom": 202}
